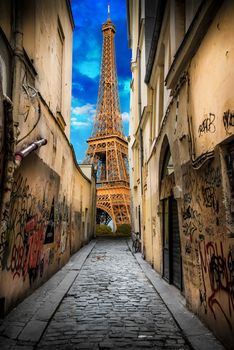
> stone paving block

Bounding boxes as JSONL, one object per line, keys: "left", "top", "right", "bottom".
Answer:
{"left": 35, "top": 238, "right": 193, "bottom": 349}
{"left": 0, "top": 238, "right": 226, "bottom": 350}
{"left": 18, "top": 320, "right": 47, "bottom": 342}
{"left": 2, "top": 324, "right": 23, "bottom": 339}
{"left": 0, "top": 336, "right": 18, "bottom": 349}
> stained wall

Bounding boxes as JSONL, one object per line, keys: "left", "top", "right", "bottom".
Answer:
{"left": 0, "top": 0, "right": 96, "bottom": 315}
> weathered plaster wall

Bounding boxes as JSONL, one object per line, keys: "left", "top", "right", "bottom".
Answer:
{"left": 142, "top": 111, "right": 153, "bottom": 263}
{"left": 178, "top": 4, "right": 234, "bottom": 340}
{"left": 180, "top": 151, "right": 233, "bottom": 345}
{"left": 0, "top": 0, "right": 96, "bottom": 315}
{"left": 189, "top": 0, "right": 234, "bottom": 156}
{"left": 0, "top": 154, "right": 60, "bottom": 308}
{"left": 0, "top": 103, "right": 96, "bottom": 313}
{"left": 145, "top": 1, "right": 234, "bottom": 347}
{"left": 21, "top": 0, "right": 73, "bottom": 138}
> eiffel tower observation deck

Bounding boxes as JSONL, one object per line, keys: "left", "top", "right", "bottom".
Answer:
{"left": 84, "top": 7, "right": 130, "bottom": 229}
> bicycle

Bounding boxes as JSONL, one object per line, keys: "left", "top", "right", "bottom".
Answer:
{"left": 132, "top": 231, "right": 141, "bottom": 253}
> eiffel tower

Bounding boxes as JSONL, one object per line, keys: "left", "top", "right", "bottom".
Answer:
{"left": 84, "top": 8, "right": 130, "bottom": 229}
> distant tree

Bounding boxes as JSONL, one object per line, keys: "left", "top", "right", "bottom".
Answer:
{"left": 96, "top": 224, "right": 112, "bottom": 236}
{"left": 116, "top": 224, "right": 131, "bottom": 236}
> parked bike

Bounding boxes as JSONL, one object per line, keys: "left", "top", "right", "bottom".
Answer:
{"left": 132, "top": 231, "right": 141, "bottom": 253}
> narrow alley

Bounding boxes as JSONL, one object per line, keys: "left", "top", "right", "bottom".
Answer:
{"left": 0, "top": 238, "right": 224, "bottom": 350}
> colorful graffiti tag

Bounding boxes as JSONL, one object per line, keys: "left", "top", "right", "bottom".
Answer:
{"left": 0, "top": 173, "right": 60, "bottom": 285}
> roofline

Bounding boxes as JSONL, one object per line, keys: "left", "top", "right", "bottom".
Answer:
{"left": 145, "top": 0, "right": 166, "bottom": 84}
{"left": 65, "top": 0, "right": 75, "bottom": 30}
{"left": 126, "top": 0, "right": 131, "bottom": 47}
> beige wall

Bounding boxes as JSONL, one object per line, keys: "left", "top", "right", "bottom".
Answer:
{"left": 128, "top": 0, "right": 234, "bottom": 348}
{"left": 0, "top": 0, "right": 96, "bottom": 315}
{"left": 18, "top": 0, "right": 72, "bottom": 139}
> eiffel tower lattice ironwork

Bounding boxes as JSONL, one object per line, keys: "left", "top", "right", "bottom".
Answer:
{"left": 84, "top": 12, "right": 130, "bottom": 228}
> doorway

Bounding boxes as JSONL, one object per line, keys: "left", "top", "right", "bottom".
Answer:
{"left": 162, "top": 196, "right": 183, "bottom": 290}
{"left": 160, "top": 138, "right": 183, "bottom": 291}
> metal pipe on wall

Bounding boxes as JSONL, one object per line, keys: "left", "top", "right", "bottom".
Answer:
{"left": 15, "top": 138, "right": 47, "bottom": 167}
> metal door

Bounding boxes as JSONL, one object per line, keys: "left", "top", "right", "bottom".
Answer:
{"left": 163, "top": 196, "right": 182, "bottom": 290}
{"left": 162, "top": 198, "right": 170, "bottom": 281}
{"left": 170, "top": 197, "right": 182, "bottom": 290}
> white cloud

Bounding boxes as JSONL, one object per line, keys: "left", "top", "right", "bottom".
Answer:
{"left": 77, "top": 60, "right": 100, "bottom": 79}
{"left": 71, "top": 103, "right": 96, "bottom": 129}
{"left": 72, "top": 103, "right": 96, "bottom": 117}
{"left": 71, "top": 121, "right": 90, "bottom": 128}
{"left": 119, "top": 78, "right": 131, "bottom": 96}
{"left": 122, "top": 112, "right": 129, "bottom": 122}
{"left": 72, "top": 82, "right": 84, "bottom": 92}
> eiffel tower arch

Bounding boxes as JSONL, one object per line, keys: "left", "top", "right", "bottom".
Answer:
{"left": 84, "top": 11, "right": 131, "bottom": 230}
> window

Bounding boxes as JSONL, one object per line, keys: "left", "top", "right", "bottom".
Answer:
{"left": 161, "top": 146, "right": 174, "bottom": 180}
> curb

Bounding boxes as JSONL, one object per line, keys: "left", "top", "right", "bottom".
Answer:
{"left": 0, "top": 240, "right": 97, "bottom": 349}
{"left": 126, "top": 239, "right": 225, "bottom": 350}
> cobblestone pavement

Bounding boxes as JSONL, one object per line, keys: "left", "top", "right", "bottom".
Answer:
{"left": 37, "top": 238, "right": 191, "bottom": 349}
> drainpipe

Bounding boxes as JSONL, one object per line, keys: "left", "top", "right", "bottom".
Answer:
{"left": 15, "top": 138, "right": 47, "bottom": 167}
{"left": 0, "top": 0, "right": 24, "bottom": 221}
{"left": 137, "top": 46, "right": 143, "bottom": 194}
{"left": 137, "top": 46, "right": 144, "bottom": 255}
{"left": 12, "top": 0, "right": 23, "bottom": 127}
{"left": 137, "top": 47, "right": 141, "bottom": 123}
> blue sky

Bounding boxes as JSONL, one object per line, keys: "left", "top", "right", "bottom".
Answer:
{"left": 70, "top": 0, "right": 132, "bottom": 162}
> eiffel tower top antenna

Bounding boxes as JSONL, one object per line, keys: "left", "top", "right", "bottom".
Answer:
{"left": 108, "top": 3, "right": 110, "bottom": 19}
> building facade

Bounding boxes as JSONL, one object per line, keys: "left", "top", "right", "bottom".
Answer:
{"left": 127, "top": 0, "right": 234, "bottom": 348}
{"left": 0, "top": 0, "right": 96, "bottom": 315}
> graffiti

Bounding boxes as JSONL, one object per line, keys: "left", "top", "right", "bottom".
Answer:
{"left": 4, "top": 175, "right": 49, "bottom": 283}
{"left": 22, "top": 215, "right": 45, "bottom": 284}
{"left": 56, "top": 198, "right": 69, "bottom": 254}
{"left": 182, "top": 168, "right": 201, "bottom": 205}
{"left": 199, "top": 241, "right": 234, "bottom": 329}
{"left": 183, "top": 193, "right": 192, "bottom": 204}
{"left": 200, "top": 163, "right": 221, "bottom": 218}
{"left": 202, "top": 186, "right": 219, "bottom": 213}
{"left": 44, "top": 198, "right": 55, "bottom": 244}
{"left": 183, "top": 221, "right": 197, "bottom": 238}
{"left": 203, "top": 164, "right": 221, "bottom": 188}
{"left": 182, "top": 205, "right": 203, "bottom": 242}
{"left": 198, "top": 113, "right": 216, "bottom": 137}
{"left": 193, "top": 240, "right": 208, "bottom": 313}
{"left": 185, "top": 241, "right": 192, "bottom": 254}
{"left": 199, "top": 289, "right": 208, "bottom": 313}
{"left": 183, "top": 205, "right": 199, "bottom": 221}
{"left": 0, "top": 172, "right": 60, "bottom": 285}
{"left": 9, "top": 233, "right": 24, "bottom": 279}
{"left": 223, "top": 110, "right": 234, "bottom": 134}
{"left": 0, "top": 231, "right": 7, "bottom": 269}
{"left": 225, "top": 151, "right": 234, "bottom": 190}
